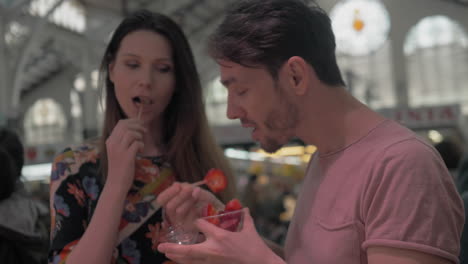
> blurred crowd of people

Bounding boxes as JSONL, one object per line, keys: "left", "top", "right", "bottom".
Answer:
{"left": 0, "top": 128, "right": 49, "bottom": 263}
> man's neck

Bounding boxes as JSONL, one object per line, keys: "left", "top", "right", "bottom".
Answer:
{"left": 296, "top": 87, "right": 385, "bottom": 156}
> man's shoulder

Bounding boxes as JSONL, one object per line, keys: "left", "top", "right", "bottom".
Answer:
{"left": 367, "top": 120, "right": 436, "bottom": 159}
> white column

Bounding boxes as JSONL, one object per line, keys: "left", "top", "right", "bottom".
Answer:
{"left": 0, "top": 16, "right": 9, "bottom": 126}
{"left": 81, "top": 42, "right": 99, "bottom": 139}
{"left": 390, "top": 36, "right": 409, "bottom": 108}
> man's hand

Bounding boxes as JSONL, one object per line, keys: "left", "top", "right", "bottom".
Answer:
{"left": 157, "top": 208, "right": 285, "bottom": 264}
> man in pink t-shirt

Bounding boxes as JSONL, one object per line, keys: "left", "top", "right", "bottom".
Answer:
{"left": 285, "top": 120, "right": 463, "bottom": 263}
{"left": 157, "top": 0, "right": 464, "bottom": 263}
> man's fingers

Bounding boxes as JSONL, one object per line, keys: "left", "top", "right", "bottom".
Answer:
{"left": 158, "top": 242, "right": 203, "bottom": 258}
{"left": 163, "top": 245, "right": 207, "bottom": 264}
{"left": 240, "top": 207, "right": 256, "bottom": 233}
{"left": 195, "top": 217, "right": 226, "bottom": 239}
{"left": 166, "top": 254, "right": 206, "bottom": 264}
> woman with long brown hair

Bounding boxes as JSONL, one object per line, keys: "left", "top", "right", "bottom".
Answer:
{"left": 48, "top": 10, "right": 234, "bottom": 264}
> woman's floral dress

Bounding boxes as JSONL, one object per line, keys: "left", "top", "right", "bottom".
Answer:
{"left": 48, "top": 143, "right": 176, "bottom": 264}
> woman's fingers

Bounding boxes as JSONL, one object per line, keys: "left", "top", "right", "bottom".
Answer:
{"left": 129, "top": 140, "right": 144, "bottom": 156}
{"left": 192, "top": 187, "right": 224, "bottom": 209}
{"left": 157, "top": 183, "right": 182, "bottom": 206}
{"left": 122, "top": 130, "right": 144, "bottom": 149}
{"left": 176, "top": 198, "right": 198, "bottom": 219}
{"left": 166, "top": 183, "right": 195, "bottom": 216}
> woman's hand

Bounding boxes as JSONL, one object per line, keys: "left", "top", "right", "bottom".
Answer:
{"left": 105, "top": 119, "right": 146, "bottom": 194}
{"left": 157, "top": 182, "right": 224, "bottom": 227}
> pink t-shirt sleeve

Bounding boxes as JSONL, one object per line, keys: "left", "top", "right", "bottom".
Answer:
{"left": 361, "top": 138, "right": 464, "bottom": 263}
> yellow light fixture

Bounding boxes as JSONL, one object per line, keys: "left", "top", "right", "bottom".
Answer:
{"left": 353, "top": 9, "right": 365, "bottom": 32}
{"left": 257, "top": 174, "right": 270, "bottom": 186}
{"left": 305, "top": 145, "right": 317, "bottom": 154}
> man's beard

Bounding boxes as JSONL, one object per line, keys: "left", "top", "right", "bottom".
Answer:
{"left": 261, "top": 136, "right": 284, "bottom": 153}
{"left": 260, "top": 91, "right": 299, "bottom": 153}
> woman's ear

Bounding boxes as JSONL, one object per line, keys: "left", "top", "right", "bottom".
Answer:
{"left": 287, "top": 56, "right": 308, "bottom": 96}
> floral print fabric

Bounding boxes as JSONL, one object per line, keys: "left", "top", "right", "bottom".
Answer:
{"left": 48, "top": 143, "right": 176, "bottom": 264}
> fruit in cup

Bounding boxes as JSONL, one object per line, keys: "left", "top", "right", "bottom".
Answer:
{"left": 201, "top": 204, "right": 220, "bottom": 225}
{"left": 225, "top": 198, "right": 242, "bottom": 211}
{"left": 201, "top": 199, "right": 243, "bottom": 231}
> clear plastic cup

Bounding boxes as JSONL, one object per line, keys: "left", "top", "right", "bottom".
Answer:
{"left": 200, "top": 209, "right": 244, "bottom": 232}
{"left": 160, "top": 224, "right": 199, "bottom": 245}
{"left": 159, "top": 208, "right": 199, "bottom": 245}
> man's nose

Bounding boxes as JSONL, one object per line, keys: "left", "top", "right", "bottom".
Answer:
{"left": 226, "top": 94, "right": 244, "bottom": 120}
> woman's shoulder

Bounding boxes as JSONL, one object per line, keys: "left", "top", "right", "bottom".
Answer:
{"left": 50, "top": 139, "right": 101, "bottom": 183}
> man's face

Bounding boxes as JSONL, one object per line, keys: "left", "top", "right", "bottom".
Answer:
{"left": 219, "top": 60, "right": 299, "bottom": 153}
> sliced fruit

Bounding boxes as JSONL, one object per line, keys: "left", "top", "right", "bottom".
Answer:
{"left": 201, "top": 203, "right": 218, "bottom": 217}
{"left": 201, "top": 203, "right": 221, "bottom": 225}
{"left": 219, "top": 218, "right": 240, "bottom": 232}
{"left": 220, "top": 210, "right": 242, "bottom": 223}
{"left": 204, "top": 168, "right": 227, "bottom": 193}
{"left": 225, "top": 198, "right": 242, "bottom": 211}
{"left": 206, "top": 216, "right": 220, "bottom": 226}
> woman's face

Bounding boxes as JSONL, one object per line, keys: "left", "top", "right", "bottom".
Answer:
{"left": 109, "top": 30, "right": 175, "bottom": 124}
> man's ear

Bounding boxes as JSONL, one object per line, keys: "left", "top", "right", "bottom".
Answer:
{"left": 286, "top": 56, "right": 308, "bottom": 96}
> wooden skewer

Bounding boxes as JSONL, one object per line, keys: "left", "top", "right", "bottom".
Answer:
{"left": 138, "top": 106, "right": 143, "bottom": 120}
{"left": 136, "top": 97, "right": 151, "bottom": 120}
{"left": 192, "top": 180, "right": 205, "bottom": 187}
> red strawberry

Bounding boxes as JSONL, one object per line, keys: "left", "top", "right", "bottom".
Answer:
{"left": 201, "top": 203, "right": 221, "bottom": 225}
{"left": 220, "top": 210, "right": 242, "bottom": 223}
{"left": 207, "top": 217, "right": 220, "bottom": 226}
{"left": 204, "top": 169, "right": 227, "bottom": 193}
{"left": 219, "top": 218, "right": 241, "bottom": 232}
{"left": 201, "top": 203, "right": 218, "bottom": 217}
{"left": 225, "top": 199, "right": 242, "bottom": 211}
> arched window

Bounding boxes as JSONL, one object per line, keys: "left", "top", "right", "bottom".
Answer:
{"left": 24, "top": 98, "right": 67, "bottom": 145}
{"left": 330, "top": 0, "right": 395, "bottom": 109}
{"left": 405, "top": 15, "right": 468, "bottom": 114}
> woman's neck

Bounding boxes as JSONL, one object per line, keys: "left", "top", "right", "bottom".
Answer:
{"left": 140, "top": 118, "right": 166, "bottom": 157}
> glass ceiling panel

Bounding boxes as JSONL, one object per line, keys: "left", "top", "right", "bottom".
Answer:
{"left": 29, "top": 0, "right": 86, "bottom": 33}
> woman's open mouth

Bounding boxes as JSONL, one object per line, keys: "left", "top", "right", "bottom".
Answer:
{"left": 132, "top": 96, "right": 153, "bottom": 106}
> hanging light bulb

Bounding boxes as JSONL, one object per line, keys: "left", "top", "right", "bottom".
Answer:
{"left": 353, "top": 9, "right": 365, "bottom": 32}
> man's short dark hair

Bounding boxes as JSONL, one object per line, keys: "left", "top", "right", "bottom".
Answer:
{"left": 209, "top": 0, "right": 345, "bottom": 86}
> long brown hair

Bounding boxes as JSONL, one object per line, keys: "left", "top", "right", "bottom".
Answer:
{"left": 98, "top": 10, "right": 235, "bottom": 202}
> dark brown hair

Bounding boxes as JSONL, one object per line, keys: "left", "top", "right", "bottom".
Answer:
{"left": 209, "top": 0, "right": 345, "bottom": 86}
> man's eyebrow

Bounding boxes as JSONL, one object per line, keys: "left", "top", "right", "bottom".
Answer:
{"left": 220, "top": 77, "right": 236, "bottom": 87}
